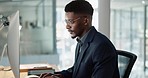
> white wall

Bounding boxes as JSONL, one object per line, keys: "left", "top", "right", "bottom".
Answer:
{"left": 98, "top": 0, "right": 110, "bottom": 38}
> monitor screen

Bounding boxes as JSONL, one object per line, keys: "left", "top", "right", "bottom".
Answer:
{"left": 7, "top": 10, "right": 20, "bottom": 78}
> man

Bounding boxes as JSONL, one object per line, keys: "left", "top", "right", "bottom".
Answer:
{"left": 40, "top": 0, "right": 120, "bottom": 78}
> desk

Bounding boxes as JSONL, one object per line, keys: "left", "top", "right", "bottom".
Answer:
{"left": 0, "top": 66, "right": 14, "bottom": 78}
{"left": 0, "top": 70, "right": 14, "bottom": 78}
{"left": 0, "top": 64, "right": 58, "bottom": 78}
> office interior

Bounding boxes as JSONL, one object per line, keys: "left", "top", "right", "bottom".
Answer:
{"left": 0, "top": 0, "right": 148, "bottom": 78}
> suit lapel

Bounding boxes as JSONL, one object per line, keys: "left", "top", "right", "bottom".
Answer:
{"left": 73, "top": 43, "right": 89, "bottom": 77}
{"left": 75, "top": 43, "right": 80, "bottom": 62}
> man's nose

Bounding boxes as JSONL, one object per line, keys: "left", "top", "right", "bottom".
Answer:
{"left": 66, "top": 24, "right": 71, "bottom": 29}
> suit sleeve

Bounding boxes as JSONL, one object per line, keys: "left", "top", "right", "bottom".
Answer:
{"left": 55, "top": 66, "right": 73, "bottom": 78}
{"left": 91, "top": 43, "right": 118, "bottom": 78}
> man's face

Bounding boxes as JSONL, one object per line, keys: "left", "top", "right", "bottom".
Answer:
{"left": 65, "top": 12, "right": 86, "bottom": 39}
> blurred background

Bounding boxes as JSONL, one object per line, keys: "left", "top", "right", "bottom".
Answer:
{"left": 0, "top": 0, "right": 148, "bottom": 78}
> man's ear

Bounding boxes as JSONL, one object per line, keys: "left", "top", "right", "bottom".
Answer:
{"left": 84, "top": 18, "right": 88, "bottom": 25}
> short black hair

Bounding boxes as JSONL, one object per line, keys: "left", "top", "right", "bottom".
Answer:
{"left": 64, "top": 0, "right": 94, "bottom": 16}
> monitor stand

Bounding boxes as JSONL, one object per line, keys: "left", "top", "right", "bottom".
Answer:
{"left": 0, "top": 44, "right": 7, "bottom": 70}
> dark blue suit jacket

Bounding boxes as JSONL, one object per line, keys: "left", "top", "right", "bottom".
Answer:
{"left": 56, "top": 26, "right": 120, "bottom": 78}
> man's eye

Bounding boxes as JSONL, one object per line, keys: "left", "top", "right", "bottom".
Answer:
{"left": 70, "top": 21, "right": 74, "bottom": 24}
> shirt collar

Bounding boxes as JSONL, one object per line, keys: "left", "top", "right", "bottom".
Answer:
{"left": 76, "top": 27, "right": 92, "bottom": 44}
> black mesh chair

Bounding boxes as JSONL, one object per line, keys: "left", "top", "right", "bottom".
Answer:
{"left": 117, "top": 50, "right": 137, "bottom": 78}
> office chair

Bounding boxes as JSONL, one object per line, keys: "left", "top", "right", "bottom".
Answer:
{"left": 117, "top": 50, "right": 137, "bottom": 78}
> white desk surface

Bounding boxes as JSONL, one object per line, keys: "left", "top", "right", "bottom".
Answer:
{"left": 0, "top": 64, "right": 58, "bottom": 78}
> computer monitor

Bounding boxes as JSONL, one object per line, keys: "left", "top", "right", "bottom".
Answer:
{"left": 7, "top": 10, "right": 20, "bottom": 78}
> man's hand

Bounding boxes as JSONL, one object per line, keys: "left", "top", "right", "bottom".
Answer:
{"left": 39, "top": 73, "right": 64, "bottom": 78}
{"left": 39, "top": 73, "right": 53, "bottom": 78}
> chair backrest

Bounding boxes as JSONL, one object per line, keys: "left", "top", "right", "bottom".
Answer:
{"left": 117, "top": 50, "right": 137, "bottom": 78}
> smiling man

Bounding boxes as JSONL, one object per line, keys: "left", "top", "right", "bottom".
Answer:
{"left": 40, "top": 0, "right": 120, "bottom": 78}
